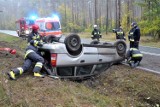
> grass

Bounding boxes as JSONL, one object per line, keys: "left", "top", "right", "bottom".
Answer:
{"left": 0, "top": 83, "right": 10, "bottom": 106}
{"left": 84, "top": 65, "right": 160, "bottom": 106}
{"left": 66, "top": 32, "right": 160, "bottom": 48}
{"left": 0, "top": 33, "right": 19, "bottom": 42}
{"left": 0, "top": 32, "right": 160, "bottom": 107}
{"left": 0, "top": 33, "right": 27, "bottom": 58}
{"left": 140, "top": 36, "right": 160, "bottom": 48}
{"left": 1, "top": 31, "right": 160, "bottom": 47}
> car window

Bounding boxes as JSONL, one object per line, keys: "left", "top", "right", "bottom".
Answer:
{"left": 76, "top": 65, "right": 93, "bottom": 76}
{"left": 57, "top": 67, "right": 74, "bottom": 76}
{"left": 93, "top": 63, "right": 110, "bottom": 74}
{"left": 36, "top": 22, "right": 45, "bottom": 31}
{"left": 45, "top": 22, "right": 60, "bottom": 31}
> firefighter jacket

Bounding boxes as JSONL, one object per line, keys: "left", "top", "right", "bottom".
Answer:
{"left": 116, "top": 28, "right": 125, "bottom": 39}
{"left": 25, "top": 32, "right": 43, "bottom": 59}
{"left": 28, "top": 32, "right": 42, "bottom": 42}
{"left": 91, "top": 29, "right": 101, "bottom": 37}
{"left": 129, "top": 48, "right": 143, "bottom": 59}
{"left": 128, "top": 26, "right": 140, "bottom": 42}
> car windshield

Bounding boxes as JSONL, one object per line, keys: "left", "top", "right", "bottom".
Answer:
{"left": 45, "top": 22, "right": 60, "bottom": 31}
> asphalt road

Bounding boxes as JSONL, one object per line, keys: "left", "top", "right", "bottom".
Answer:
{"left": 139, "top": 46, "right": 160, "bottom": 73}
{"left": 0, "top": 30, "right": 160, "bottom": 74}
{"left": 0, "top": 30, "right": 18, "bottom": 37}
{"left": 140, "top": 46, "right": 160, "bottom": 55}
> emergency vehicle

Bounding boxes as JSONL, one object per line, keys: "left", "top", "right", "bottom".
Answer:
{"left": 15, "top": 17, "right": 34, "bottom": 38}
{"left": 16, "top": 16, "right": 62, "bottom": 40}
{"left": 35, "top": 17, "right": 62, "bottom": 37}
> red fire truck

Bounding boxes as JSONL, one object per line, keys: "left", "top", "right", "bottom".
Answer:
{"left": 15, "top": 17, "right": 35, "bottom": 38}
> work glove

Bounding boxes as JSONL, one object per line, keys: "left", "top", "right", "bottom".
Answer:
{"left": 38, "top": 41, "right": 44, "bottom": 47}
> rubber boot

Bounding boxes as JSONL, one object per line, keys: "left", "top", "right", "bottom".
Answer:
{"left": 7, "top": 71, "right": 16, "bottom": 80}
{"left": 34, "top": 72, "right": 45, "bottom": 78}
{"left": 134, "top": 61, "right": 140, "bottom": 67}
{"left": 129, "top": 61, "right": 135, "bottom": 68}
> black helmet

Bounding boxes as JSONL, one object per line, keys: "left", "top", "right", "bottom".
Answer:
{"left": 131, "top": 22, "right": 137, "bottom": 27}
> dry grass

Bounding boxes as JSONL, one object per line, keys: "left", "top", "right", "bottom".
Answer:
{"left": 83, "top": 65, "right": 160, "bottom": 107}
{"left": 65, "top": 32, "right": 160, "bottom": 48}
{"left": 0, "top": 33, "right": 160, "bottom": 107}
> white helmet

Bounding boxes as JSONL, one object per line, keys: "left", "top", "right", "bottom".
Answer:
{"left": 93, "top": 25, "right": 97, "bottom": 28}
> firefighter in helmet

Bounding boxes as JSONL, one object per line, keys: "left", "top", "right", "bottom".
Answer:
{"left": 128, "top": 22, "right": 141, "bottom": 49}
{"left": 126, "top": 48, "right": 143, "bottom": 68}
{"left": 91, "top": 25, "right": 102, "bottom": 41}
{"left": 113, "top": 25, "right": 126, "bottom": 40}
{"left": 8, "top": 24, "right": 45, "bottom": 80}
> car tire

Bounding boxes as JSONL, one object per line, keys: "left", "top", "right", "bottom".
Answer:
{"left": 64, "top": 34, "right": 82, "bottom": 56}
{"left": 43, "top": 35, "right": 60, "bottom": 43}
{"left": 114, "top": 40, "right": 126, "bottom": 56}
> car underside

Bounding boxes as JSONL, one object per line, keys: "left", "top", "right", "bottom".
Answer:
{"left": 39, "top": 34, "right": 127, "bottom": 80}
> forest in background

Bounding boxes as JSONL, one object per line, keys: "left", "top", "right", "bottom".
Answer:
{"left": 0, "top": 0, "right": 160, "bottom": 39}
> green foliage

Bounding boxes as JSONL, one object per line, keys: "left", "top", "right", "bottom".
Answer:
{"left": 57, "top": 4, "right": 72, "bottom": 29}
{"left": 121, "top": 14, "right": 129, "bottom": 32}
{"left": 84, "top": 28, "right": 92, "bottom": 33}
{"left": 121, "top": 3, "right": 133, "bottom": 33}
{"left": 106, "top": 19, "right": 116, "bottom": 32}
{"left": 138, "top": 0, "right": 160, "bottom": 39}
{"left": 67, "top": 23, "right": 84, "bottom": 33}
{"left": 0, "top": 33, "right": 19, "bottom": 42}
{"left": 57, "top": 4, "right": 84, "bottom": 33}
{"left": 139, "top": 18, "right": 160, "bottom": 39}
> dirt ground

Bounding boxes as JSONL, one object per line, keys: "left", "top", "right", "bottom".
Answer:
{"left": 0, "top": 41, "right": 160, "bottom": 107}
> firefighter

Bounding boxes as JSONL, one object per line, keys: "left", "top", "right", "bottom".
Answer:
{"left": 7, "top": 24, "right": 45, "bottom": 80}
{"left": 126, "top": 48, "right": 143, "bottom": 68}
{"left": 128, "top": 22, "right": 141, "bottom": 49}
{"left": 91, "top": 25, "right": 102, "bottom": 41}
{"left": 114, "top": 26, "right": 126, "bottom": 40}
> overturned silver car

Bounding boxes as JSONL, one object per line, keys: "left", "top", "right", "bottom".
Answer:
{"left": 39, "top": 34, "right": 127, "bottom": 79}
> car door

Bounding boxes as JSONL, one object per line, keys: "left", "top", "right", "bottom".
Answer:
{"left": 97, "top": 47, "right": 117, "bottom": 63}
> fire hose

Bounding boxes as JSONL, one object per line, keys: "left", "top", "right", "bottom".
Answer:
{"left": 0, "top": 48, "right": 16, "bottom": 54}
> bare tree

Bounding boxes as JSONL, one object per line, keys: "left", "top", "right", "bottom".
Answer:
{"left": 118, "top": 0, "right": 121, "bottom": 27}
{"left": 95, "top": 0, "right": 98, "bottom": 24}
{"left": 0, "top": 0, "right": 145, "bottom": 31}
{"left": 106, "top": 0, "right": 109, "bottom": 33}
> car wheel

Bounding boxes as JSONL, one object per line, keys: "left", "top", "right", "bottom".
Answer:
{"left": 114, "top": 40, "right": 126, "bottom": 56}
{"left": 43, "top": 35, "right": 59, "bottom": 43}
{"left": 65, "top": 34, "right": 82, "bottom": 56}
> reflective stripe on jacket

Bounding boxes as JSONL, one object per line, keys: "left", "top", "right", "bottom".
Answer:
{"left": 132, "top": 54, "right": 143, "bottom": 58}
{"left": 117, "top": 31, "right": 124, "bottom": 35}
{"left": 130, "top": 48, "right": 143, "bottom": 58}
{"left": 24, "top": 50, "right": 34, "bottom": 59}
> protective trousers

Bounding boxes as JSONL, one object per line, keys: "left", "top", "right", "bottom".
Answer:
{"left": 130, "top": 41, "right": 139, "bottom": 49}
{"left": 12, "top": 51, "right": 44, "bottom": 75}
